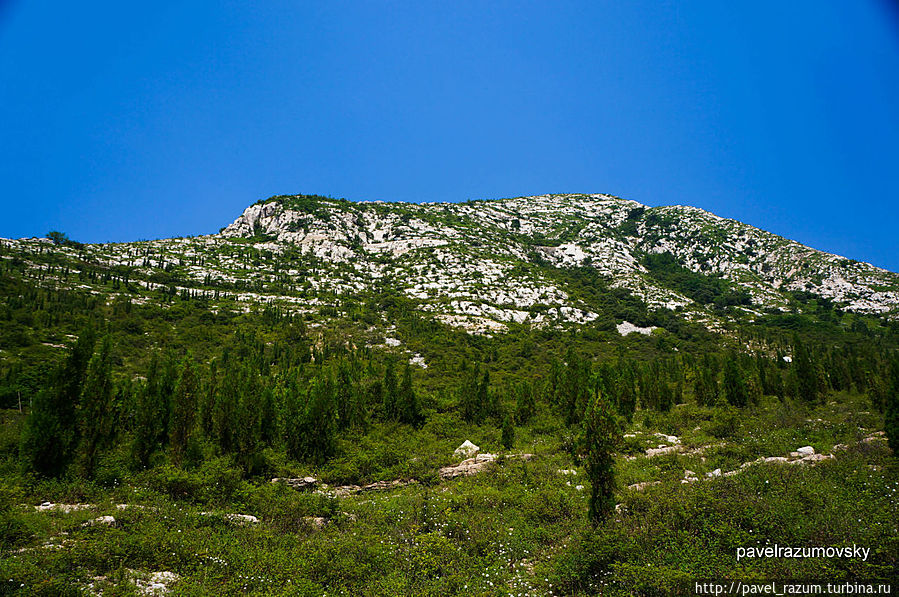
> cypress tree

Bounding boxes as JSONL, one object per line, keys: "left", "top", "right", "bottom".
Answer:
{"left": 199, "top": 359, "right": 217, "bottom": 438}
{"left": 213, "top": 364, "right": 239, "bottom": 452}
{"left": 478, "top": 367, "right": 491, "bottom": 419}
{"left": 397, "top": 362, "right": 422, "bottom": 426}
{"left": 21, "top": 323, "right": 95, "bottom": 476}
{"left": 584, "top": 391, "right": 622, "bottom": 524}
{"left": 514, "top": 380, "right": 536, "bottom": 424}
{"left": 793, "top": 334, "right": 819, "bottom": 403}
{"left": 616, "top": 361, "right": 637, "bottom": 421}
{"left": 459, "top": 362, "right": 481, "bottom": 423}
{"left": 259, "top": 384, "right": 278, "bottom": 447}
{"left": 132, "top": 353, "right": 160, "bottom": 468}
{"left": 283, "top": 377, "right": 305, "bottom": 460}
{"left": 501, "top": 411, "right": 515, "bottom": 450}
{"left": 78, "top": 334, "right": 114, "bottom": 476}
{"left": 302, "top": 374, "right": 337, "bottom": 464}
{"left": 169, "top": 356, "right": 199, "bottom": 466}
{"left": 383, "top": 359, "right": 398, "bottom": 421}
{"left": 723, "top": 352, "right": 749, "bottom": 408}
{"left": 885, "top": 357, "right": 899, "bottom": 456}
{"left": 658, "top": 379, "right": 673, "bottom": 412}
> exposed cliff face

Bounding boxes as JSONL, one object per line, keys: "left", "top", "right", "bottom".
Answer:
{"left": 3, "top": 193, "right": 898, "bottom": 336}
{"left": 217, "top": 193, "right": 899, "bottom": 327}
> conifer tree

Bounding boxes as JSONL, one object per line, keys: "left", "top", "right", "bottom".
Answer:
{"left": 155, "top": 352, "right": 178, "bottom": 444}
{"left": 397, "top": 362, "right": 422, "bottom": 426}
{"left": 501, "top": 411, "right": 515, "bottom": 450}
{"left": 459, "top": 362, "right": 481, "bottom": 422}
{"left": 793, "top": 334, "right": 819, "bottom": 403}
{"left": 756, "top": 355, "right": 770, "bottom": 396}
{"left": 132, "top": 353, "right": 160, "bottom": 468}
{"left": 21, "top": 323, "right": 95, "bottom": 476}
{"left": 78, "top": 334, "right": 114, "bottom": 476}
{"left": 658, "top": 378, "right": 673, "bottom": 412}
{"left": 199, "top": 359, "right": 217, "bottom": 438}
{"left": 562, "top": 348, "right": 588, "bottom": 425}
{"left": 283, "top": 377, "right": 305, "bottom": 460}
{"left": 302, "top": 374, "right": 337, "bottom": 463}
{"left": 584, "top": 391, "right": 622, "bottom": 524}
{"left": 169, "top": 356, "right": 199, "bottom": 465}
{"left": 723, "top": 352, "right": 749, "bottom": 408}
{"left": 383, "top": 359, "right": 398, "bottom": 421}
{"left": 478, "top": 367, "right": 491, "bottom": 419}
{"left": 513, "top": 380, "right": 536, "bottom": 424}
{"left": 259, "top": 384, "right": 278, "bottom": 447}
{"left": 213, "top": 364, "right": 239, "bottom": 452}
{"left": 616, "top": 362, "right": 637, "bottom": 421}
{"left": 335, "top": 359, "right": 357, "bottom": 429}
{"left": 885, "top": 357, "right": 899, "bottom": 456}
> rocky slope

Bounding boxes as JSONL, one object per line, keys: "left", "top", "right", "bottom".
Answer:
{"left": 3, "top": 193, "right": 898, "bottom": 335}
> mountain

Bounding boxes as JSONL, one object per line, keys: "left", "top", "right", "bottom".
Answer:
{"left": 3, "top": 193, "right": 897, "bottom": 338}
{"left": 2, "top": 192, "right": 897, "bottom": 593}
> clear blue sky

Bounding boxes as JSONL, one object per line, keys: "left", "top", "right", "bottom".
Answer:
{"left": 2, "top": 1, "right": 898, "bottom": 270}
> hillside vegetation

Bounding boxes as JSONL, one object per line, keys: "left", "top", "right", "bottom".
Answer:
{"left": 0, "top": 193, "right": 897, "bottom": 595}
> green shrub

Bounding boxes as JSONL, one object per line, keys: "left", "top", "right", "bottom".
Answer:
{"left": 708, "top": 405, "right": 740, "bottom": 439}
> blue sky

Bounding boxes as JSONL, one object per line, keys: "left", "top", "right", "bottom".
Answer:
{"left": 1, "top": 2, "right": 898, "bottom": 270}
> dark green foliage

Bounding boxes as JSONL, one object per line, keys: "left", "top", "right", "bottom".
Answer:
{"left": 886, "top": 358, "right": 899, "bottom": 456}
{"left": 616, "top": 362, "right": 637, "bottom": 422}
{"left": 46, "top": 230, "right": 83, "bottom": 249}
{"left": 584, "top": 391, "right": 621, "bottom": 524}
{"left": 793, "top": 334, "right": 819, "bottom": 403}
{"left": 20, "top": 323, "right": 95, "bottom": 476}
{"left": 694, "top": 353, "right": 719, "bottom": 407}
{"left": 658, "top": 377, "right": 673, "bottom": 412}
{"left": 132, "top": 353, "right": 161, "bottom": 468}
{"left": 458, "top": 361, "right": 481, "bottom": 423}
{"left": 722, "top": 352, "right": 749, "bottom": 408}
{"left": 78, "top": 334, "right": 114, "bottom": 476}
{"left": 396, "top": 363, "right": 422, "bottom": 426}
{"left": 169, "top": 356, "right": 199, "bottom": 465}
{"left": 501, "top": 411, "right": 515, "bottom": 449}
{"left": 561, "top": 347, "right": 589, "bottom": 425}
{"left": 382, "top": 359, "right": 398, "bottom": 421}
{"left": 288, "top": 374, "right": 338, "bottom": 464}
{"left": 643, "top": 252, "right": 751, "bottom": 307}
{"left": 478, "top": 367, "right": 492, "bottom": 419}
{"left": 513, "top": 380, "right": 536, "bottom": 424}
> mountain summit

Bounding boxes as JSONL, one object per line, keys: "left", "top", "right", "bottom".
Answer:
{"left": 3, "top": 193, "right": 898, "bottom": 337}
{"left": 216, "top": 193, "right": 898, "bottom": 332}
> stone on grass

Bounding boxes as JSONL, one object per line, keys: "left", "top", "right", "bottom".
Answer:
{"left": 453, "top": 440, "right": 480, "bottom": 459}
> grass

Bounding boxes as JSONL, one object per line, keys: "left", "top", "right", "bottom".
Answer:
{"left": 0, "top": 391, "right": 895, "bottom": 595}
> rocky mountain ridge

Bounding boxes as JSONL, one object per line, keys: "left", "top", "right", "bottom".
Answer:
{"left": 3, "top": 193, "right": 898, "bottom": 336}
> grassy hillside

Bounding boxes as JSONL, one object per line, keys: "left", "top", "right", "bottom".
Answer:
{"left": 0, "top": 197, "right": 898, "bottom": 595}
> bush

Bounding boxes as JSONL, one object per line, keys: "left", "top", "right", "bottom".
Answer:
{"left": 708, "top": 405, "right": 740, "bottom": 439}
{"left": 144, "top": 457, "right": 247, "bottom": 504}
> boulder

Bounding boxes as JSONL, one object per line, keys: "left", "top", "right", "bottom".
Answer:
{"left": 796, "top": 453, "right": 834, "bottom": 464}
{"left": 627, "top": 481, "right": 661, "bottom": 491}
{"left": 645, "top": 445, "right": 681, "bottom": 458}
{"left": 271, "top": 476, "right": 318, "bottom": 490}
{"left": 439, "top": 453, "right": 496, "bottom": 480}
{"left": 83, "top": 515, "right": 117, "bottom": 527}
{"left": 453, "top": 440, "right": 480, "bottom": 459}
{"left": 225, "top": 514, "right": 259, "bottom": 525}
{"left": 681, "top": 469, "right": 699, "bottom": 484}
{"left": 198, "top": 512, "right": 259, "bottom": 525}
{"left": 796, "top": 446, "right": 815, "bottom": 456}
{"left": 35, "top": 502, "right": 93, "bottom": 513}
